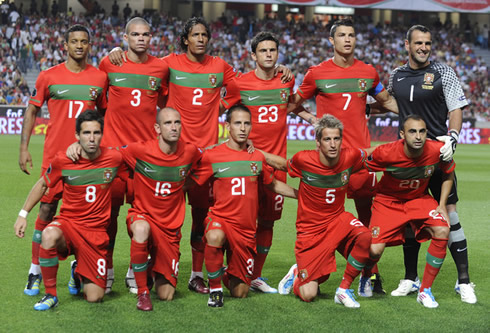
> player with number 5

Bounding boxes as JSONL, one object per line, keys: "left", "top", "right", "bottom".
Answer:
{"left": 14, "top": 110, "right": 122, "bottom": 311}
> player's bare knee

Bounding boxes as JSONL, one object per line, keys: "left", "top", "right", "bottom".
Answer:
{"left": 205, "top": 229, "right": 225, "bottom": 246}
{"left": 432, "top": 226, "right": 449, "bottom": 239}
{"left": 231, "top": 286, "right": 248, "bottom": 298}
{"left": 41, "top": 226, "right": 62, "bottom": 248}
{"left": 131, "top": 221, "right": 150, "bottom": 242}
{"left": 369, "top": 244, "right": 384, "bottom": 259}
{"left": 157, "top": 289, "right": 175, "bottom": 301}
{"left": 84, "top": 284, "right": 105, "bottom": 302}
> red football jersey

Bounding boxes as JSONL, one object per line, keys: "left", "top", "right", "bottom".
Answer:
{"left": 297, "top": 59, "right": 383, "bottom": 149}
{"left": 163, "top": 53, "right": 238, "bottom": 147}
{"left": 365, "top": 139, "right": 455, "bottom": 200}
{"left": 287, "top": 148, "right": 366, "bottom": 235}
{"left": 29, "top": 63, "right": 108, "bottom": 169}
{"left": 119, "top": 140, "right": 201, "bottom": 230}
{"left": 99, "top": 54, "right": 169, "bottom": 147}
{"left": 190, "top": 143, "right": 274, "bottom": 235}
{"left": 43, "top": 147, "right": 122, "bottom": 229}
{"left": 221, "top": 71, "right": 294, "bottom": 157}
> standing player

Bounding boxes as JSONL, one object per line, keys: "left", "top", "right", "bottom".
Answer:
{"left": 377, "top": 25, "right": 475, "bottom": 304}
{"left": 119, "top": 107, "right": 201, "bottom": 311}
{"left": 189, "top": 105, "right": 297, "bottom": 307}
{"left": 264, "top": 114, "right": 373, "bottom": 308}
{"left": 365, "top": 115, "right": 454, "bottom": 308}
{"left": 98, "top": 17, "right": 169, "bottom": 294}
{"left": 14, "top": 110, "right": 122, "bottom": 310}
{"left": 287, "top": 19, "right": 398, "bottom": 294}
{"left": 18, "top": 24, "right": 108, "bottom": 296}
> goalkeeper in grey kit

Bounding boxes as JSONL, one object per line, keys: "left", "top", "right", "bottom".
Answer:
{"left": 372, "top": 24, "right": 476, "bottom": 304}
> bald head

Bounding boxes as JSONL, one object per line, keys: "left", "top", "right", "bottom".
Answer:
{"left": 125, "top": 17, "right": 150, "bottom": 34}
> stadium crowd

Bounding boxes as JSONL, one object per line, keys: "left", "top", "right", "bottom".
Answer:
{"left": 0, "top": 4, "right": 488, "bottom": 119}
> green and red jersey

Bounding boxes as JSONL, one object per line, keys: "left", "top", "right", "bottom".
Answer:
{"left": 221, "top": 71, "right": 294, "bottom": 157}
{"left": 287, "top": 148, "right": 366, "bottom": 235}
{"left": 365, "top": 139, "right": 455, "bottom": 201}
{"left": 99, "top": 54, "right": 169, "bottom": 147}
{"left": 190, "top": 143, "right": 274, "bottom": 236}
{"left": 119, "top": 140, "right": 201, "bottom": 230}
{"left": 29, "top": 63, "right": 108, "bottom": 169}
{"left": 297, "top": 59, "right": 384, "bottom": 149}
{"left": 43, "top": 147, "right": 122, "bottom": 230}
{"left": 162, "top": 53, "right": 238, "bottom": 147}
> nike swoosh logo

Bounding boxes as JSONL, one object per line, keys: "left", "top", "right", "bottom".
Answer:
{"left": 68, "top": 176, "right": 80, "bottom": 180}
{"left": 175, "top": 76, "right": 187, "bottom": 80}
{"left": 248, "top": 96, "right": 260, "bottom": 101}
{"left": 456, "top": 247, "right": 467, "bottom": 252}
{"left": 448, "top": 193, "right": 454, "bottom": 197}
{"left": 114, "top": 78, "right": 127, "bottom": 82}
{"left": 218, "top": 167, "right": 230, "bottom": 173}
{"left": 433, "top": 260, "right": 444, "bottom": 265}
{"left": 351, "top": 261, "right": 363, "bottom": 268}
{"left": 325, "top": 84, "right": 337, "bottom": 89}
{"left": 305, "top": 176, "right": 315, "bottom": 182}
{"left": 57, "top": 89, "right": 69, "bottom": 94}
{"left": 133, "top": 265, "right": 146, "bottom": 271}
{"left": 144, "top": 167, "right": 156, "bottom": 173}
{"left": 397, "top": 77, "right": 406, "bottom": 82}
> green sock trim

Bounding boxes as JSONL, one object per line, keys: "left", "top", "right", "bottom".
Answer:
{"left": 132, "top": 261, "right": 148, "bottom": 272}
{"left": 39, "top": 256, "right": 58, "bottom": 267}
{"left": 426, "top": 252, "right": 444, "bottom": 269}
{"left": 256, "top": 245, "right": 270, "bottom": 254}
{"left": 347, "top": 254, "right": 365, "bottom": 271}
{"left": 208, "top": 267, "right": 225, "bottom": 279}
{"left": 32, "top": 229, "right": 42, "bottom": 244}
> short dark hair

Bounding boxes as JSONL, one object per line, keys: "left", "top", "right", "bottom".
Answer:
{"left": 406, "top": 25, "right": 431, "bottom": 42}
{"left": 65, "top": 24, "right": 91, "bottom": 43}
{"left": 402, "top": 114, "right": 426, "bottom": 130}
{"left": 180, "top": 17, "right": 211, "bottom": 52}
{"left": 125, "top": 17, "right": 150, "bottom": 34}
{"left": 76, "top": 110, "right": 104, "bottom": 133}
{"left": 251, "top": 31, "right": 279, "bottom": 53}
{"left": 330, "top": 18, "right": 354, "bottom": 38}
{"left": 226, "top": 104, "right": 251, "bottom": 123}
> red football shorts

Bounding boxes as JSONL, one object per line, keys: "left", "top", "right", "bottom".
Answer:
{"left": 370, "top": 194, "right": 449, "bottom": 246}
{"left": 258, "top": 169, "right": 286, "bottom": 221}
{"left": 347, "top": 169, "right": 377, "bottom": 199}
{"left": 187, "top": 180, "right": 213, "bottom": 209}
{"left": 126, "top": 211, "right": 181, "bottom": 287}
{"left": 205, "top": 215, "right": 255, "bottom": 286}
{"left": 40, "top": 167, "right": 63, "bottom": 203}
{"left": 49, "top": 218, "right": 108, "bottom": 289}
{"left": 295, "top": 211, "right": 369, "bottom": 287}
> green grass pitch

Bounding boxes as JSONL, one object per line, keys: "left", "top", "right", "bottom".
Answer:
{"left": 1, "top": 135, "right": 489, "bottom": 332}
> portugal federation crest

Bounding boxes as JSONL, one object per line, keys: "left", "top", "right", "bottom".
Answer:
{"left": 209, "top": 74, "right": 217, "bottom": 87}
{"left": 423, "top": 73, "right": 434, "bottom": 86}
{"left": 250, "top": 162, "right": 259, "bottom": 175}
{"left": 358, "top": 79, "right": 368, "bottom": 92}
{"left": 148, "top": 77, "right": 158, "bottom": 90}
{"left": 179, "top": 167, "right": 187, "bottom": 179}
{"left": 280, "top": 89, "right": 288, "bottom": 103}
{"left": 299, "top": 269, "right": 308, "bottom": 281}
{"left": 341, "top": 170, "right": 349, "bottom": 185}
{"left": 103, "top": 169, "right": 113, "bottom": 183}
{"left": 371, "top": 226, "right": 380, "bottom": 238}
{"left": 424, "top": 165, "right": 435, "bottom": 177}
{"left": 89, "top": 87, "right": 99, "bottom": 100}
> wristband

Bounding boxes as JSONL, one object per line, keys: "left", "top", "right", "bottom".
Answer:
{"left": 19, "top": 209, "right": 28, "bottom": 218}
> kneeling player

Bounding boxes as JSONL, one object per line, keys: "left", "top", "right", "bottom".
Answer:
{"left": 119, "top": 108, "right": 201, "bottom": 311}
{"left": 14, "top": 110, "right": 122, "bottom": 310}
{"left": 264, "top": 114, "right": 373, "bottom": 308}
{"left": 189, "top": 105, "right": 297, "bottom": 307}
{"left": 366, "top": 115, "right": 453, "bottom": 308}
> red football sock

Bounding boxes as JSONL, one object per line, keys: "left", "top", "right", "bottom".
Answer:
{"left": 204, "top": 244, "right": 224, "bottom": 290}
{"left": 340, "top": 232, "right": 371, "bottom": 289}
{"left": 253, "top": 224, "right": 273, "bottom": 280}
{"left": 39, "top": 246, "right": 58, "bottom": 296}
{"left": 131, "top": 239, "right": 149, "bottom": 295}
{"left": 421, "top": 237, "right": 448, "bottom": 290}
{"left": 32, "top": 217, "right": 50, "bottom": 265}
